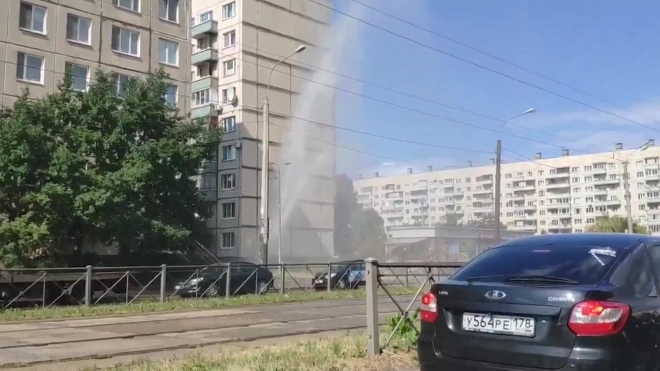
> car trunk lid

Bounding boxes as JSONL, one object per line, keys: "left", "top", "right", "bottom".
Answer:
{"left": 431, "top": 281, "right": 596, "bottom": 369}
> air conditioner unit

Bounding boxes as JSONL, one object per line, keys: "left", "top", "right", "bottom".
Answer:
{"left": 234, "top": 140, "right": 242, "bottom": 149}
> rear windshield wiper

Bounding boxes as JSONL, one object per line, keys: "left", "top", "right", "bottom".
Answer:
{"left": 504, "top": 275, "right": 579, "bottom": 285}
{"left": 465, "top": 275, "right": 512, "bottom": 283}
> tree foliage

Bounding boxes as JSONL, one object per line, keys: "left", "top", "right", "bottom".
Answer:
{"left": 334, "top": 175, "right": 387, "bottom": 259}
{"left": 0, "top": 70, "right": 221, "bottom": 267}
{"left": 465, "top": 214, "right": 507, "bottom": 230}
{"left": 586, "top": 216, "right": 647, "bottom": 234}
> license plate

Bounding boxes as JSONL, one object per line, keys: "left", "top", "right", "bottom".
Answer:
{"left": 462, "top": 312, "right": 535, "bottom": 337}
{"left": 315, "top": 280, "right": 324, "bottom": 284}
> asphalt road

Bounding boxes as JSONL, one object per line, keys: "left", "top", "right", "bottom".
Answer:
{"left": 0, "top": 296, "right": 415, "bottom": 369}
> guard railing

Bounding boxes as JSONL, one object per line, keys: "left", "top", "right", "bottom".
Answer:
{"left": 0, "top": 261, "right": 434, "bottom": 308}
{"left": 363, "top": 259, "right": 463, "bottom": 356}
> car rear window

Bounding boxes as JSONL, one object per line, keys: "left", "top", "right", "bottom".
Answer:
{"left": 451, "top": 245, "right": 625, "bottom": 285}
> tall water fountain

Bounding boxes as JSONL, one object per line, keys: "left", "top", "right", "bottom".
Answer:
{"left": 270, "top": 1, "right": 365, "bottom": 262}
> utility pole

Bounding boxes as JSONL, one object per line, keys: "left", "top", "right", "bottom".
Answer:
{"left": 495, "top": 108, "right": 536, "bottom": 243}
{"left": 494, "top": 140, "right": 502, "bottom": 243}
{"left": 259, "top": 45, "right": 306, "bottom": 265}
{"left": 624, "top": 161, "right": 633, "bottom": 234}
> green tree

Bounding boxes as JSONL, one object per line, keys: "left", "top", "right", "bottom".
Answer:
{"left": 334, "top": 175, "right": 387, "bottom": 259}
{"left": 587, "top": 215, "right": 647, "bottom": 234}
{"left": 466, "top": 214, "right": 507, "bottom": 230}
{"left": 0, "top": 70, "right": 221, "bottom": 267}
{"left": 437, "top": 212, "right": 463, "bottom": 227}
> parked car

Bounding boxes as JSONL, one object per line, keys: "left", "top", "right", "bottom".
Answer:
{"left": 312, "top": 261, "right": 365, "bottom": 290}
{"left": 175, "top": 262, "right": 274, "bottom": 298}
{"left": 418, "top": 233, "right": 660, "bottom": 371}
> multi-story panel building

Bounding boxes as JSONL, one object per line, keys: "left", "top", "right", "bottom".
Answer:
{"left": 354, "top": 143, "right": 660, "bottom": 235}
{"left": 190, "top": 0, "right": 335, "bottom": 261}
{"left": 0, "top": 0, "right": 192, "bottom": 111}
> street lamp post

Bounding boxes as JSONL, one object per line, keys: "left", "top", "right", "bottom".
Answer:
{"left": 495, "top": 108, "right": 536, "bottom": 243}
{"left": 624, "top": 140, "right": 652, "bottom": 233}
{"left": 260, "top": 45, "right": 306, "bottom": 265}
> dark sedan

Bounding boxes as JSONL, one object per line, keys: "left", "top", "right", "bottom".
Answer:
{"left": 418, "top": 233, "right": 660, "bottom": 371}
{"left": 313, "top": 261, "right": 365, "bottom": 290}
{"left": 175, "top": 262, "right": 274, "bottom": 298}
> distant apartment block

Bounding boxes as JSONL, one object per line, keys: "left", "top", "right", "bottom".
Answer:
{"left": 0, "top": 0, "right": 191, "bottom": 110}
{"left": 354, "top": 142, "right": 660, "bottom": 235}
{"left": 190, "top": 0, "right": 335, "bottom": 260}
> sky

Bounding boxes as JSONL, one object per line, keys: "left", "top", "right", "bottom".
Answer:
{"left": 325, "top": 0, "right": 660, "bottom": 178}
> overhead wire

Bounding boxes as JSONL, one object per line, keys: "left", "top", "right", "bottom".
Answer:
{"left": 349, "top": 0, "right": 660, "bottom": 129}
{"left": 306, "top": 0, "right": 660, "bottom": 134}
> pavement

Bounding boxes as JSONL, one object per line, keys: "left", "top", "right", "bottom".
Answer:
{"left": 0, "top": 296, "right": 415, "bottom": 370}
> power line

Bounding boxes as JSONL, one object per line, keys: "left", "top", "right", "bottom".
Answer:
{"left": 307, "top": 0, "right": 660, "bottom": 134}
{"left": 350, "top": 0, "right": 660, "bottom": 129}
{"left": 268, "top": 110, "right": 493, "bottom": 154}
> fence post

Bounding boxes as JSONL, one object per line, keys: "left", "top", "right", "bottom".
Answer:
{"left": 279, "top": 264, "right": 285, "bottom": 295}
{"left": 365, "top": 258, "right": 380, "bottom": 356}
{"left": 327, "top": 263, "right": 332, "bottom": 292}
{"left": 84, "top": 265, "right": 92, "bottom": 306}
{"left": 225, "top": 263, "right": 232, "bottom": 299}
{"left": 160, "top": 264, "right": 167, "bottom": 303}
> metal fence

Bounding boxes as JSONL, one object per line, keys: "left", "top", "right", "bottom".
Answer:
{"left": 0, "top": 261, "right": 446, "bottom": 309}
{"left": 364, "top": 259, "right": 463, "bottom": 356}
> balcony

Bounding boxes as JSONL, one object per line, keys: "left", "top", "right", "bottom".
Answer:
{"left": 192, "top": 76, "right": 219, "bottom": 92}
{"left": 593, "top": 178, "right": 620, "bottom": 186}
{"left": 192, "top": 48, "right": 219, "bottom": 66}
{"left": 200, "top": 188, "right": 217, "bottom": 202}
{"left": 192, "top": 20, "right": 219, "bottom": 38}
{"left": 594, "top": 199, "right": 621, "bottom": 206}
{"left": 512, "top": 185, "right": 535, "bottom": 192}
{"left": 546, "top": 172, "right": 570, "bottom": 179}
{"left": 201, "top": 160, "right": 217, "bottom": 174}
{"left": 545, "top": 182, "right": 571, "bottom": 189}
{"left": 191, "top": 104, "right": 219, "bottom": 119}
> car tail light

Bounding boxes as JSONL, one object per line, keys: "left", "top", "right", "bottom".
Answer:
{"left": 568, "top": 300, "right": 630, "bottom": 336}
{"left": 420, "top": 292, "right": 438, "bottom": 322}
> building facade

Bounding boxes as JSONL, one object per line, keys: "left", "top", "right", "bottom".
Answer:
{"left": 190, "top": 0, "right": 335, "bottom": 261}
{"left": 354, "top": 143, "right": 660, "bottom": 235}
{"left": 0, "top": 0, "right": 191, "bottom": 110}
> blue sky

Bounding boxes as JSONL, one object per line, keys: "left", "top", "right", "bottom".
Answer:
{"left": 327, "top": 0, "right": 660, "bottom": 177}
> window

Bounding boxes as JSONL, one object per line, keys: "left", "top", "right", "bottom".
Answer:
{"left": 111, "top": 26, "right": 140, "bottom": 56}
{"left": 200, "top": 11, "right": 213, "bottom": 22}
{"left": 113, "top": 0, "right": 139, "bottom": 12}
{"left": 158, "top": 39, "right": 178, "bottom": 65}
{"left": 222, "top": 1, "right": 236, "bottom": 19}
{"left": 222, "top": 116, "right": 236, "bottom": 133}
{"left": 223, "top": 59, "right": 236, "bottom": 76}
{"left": 192, "top": 89, "right": 210, "bottom": 106}
{"left": 453, "top": 244, "right": 624, "bottom": 285}
{"left": 223, "top": 30, "right": 236, "bottom": 48}
{"left": 16, "top": 52, "right": 43, "bottom": 83}
{"left": 222, "top": 87, "right": 235, "bottom": 103}
{"left": 159, "top": 0, "right": 179, "bottom": 22}
{"left": 66, "top": 14, "right": 91, "bottom": 44}
{"left": 163, "top": 84, "right": 177, "bottom": 107}
{"left": 19, "top": 2, "right": 46, "bottom": 34}
{"left": 65, "top": 62, "right": 89, "bottom": 91}
{"left": 222, "top": 145, "right": 236, "bottom": 161}
{"left": 222, "top": 202, "right": 236, "bottom": 219}
{"left": 505, "top": 174, "right": 512, "bottom": 179}
{"left": 221, "top": 173, "right": 235, "bottom": 190}
{"left": 221, "top": 232, "right": 235, "bottom": 249}
{"left": 112, "top": 73, "right": 136, "bottom": 97}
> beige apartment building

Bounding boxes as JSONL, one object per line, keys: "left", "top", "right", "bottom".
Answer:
{"left": 0, "top": 0, "right": 191, "bottom": 110}
{"left": 354, "top": 142, "right": 660, "bottom": 236}
{"left": 190, "top": 0, "right": 335, "bottom": 261}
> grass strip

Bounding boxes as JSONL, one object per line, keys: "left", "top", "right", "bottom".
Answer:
{"left": 0, "top": 287, "right": 418, "bottom": 322}
{"left": 84, "top": 333, "right": 417, "bottom": 371}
